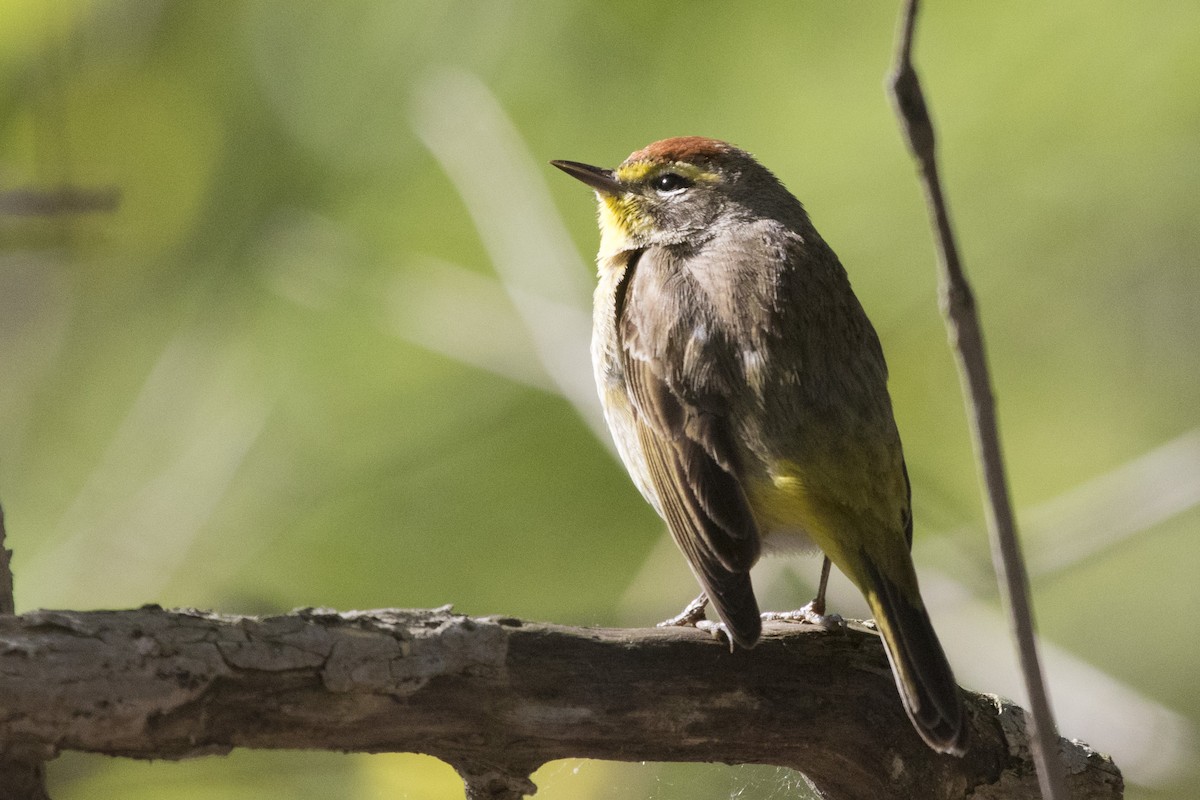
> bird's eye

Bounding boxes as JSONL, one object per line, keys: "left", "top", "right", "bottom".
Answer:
{"left": 652, "top": 172, "right": 692, "bottom": 194}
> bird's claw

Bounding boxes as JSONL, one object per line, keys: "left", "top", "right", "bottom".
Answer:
{"left": 761, "top": 601, "right": 846, "bottom": 632}
{"left": 694, "top": 619, "right": 736, "bottom": 651}
{"left": 657, "top": 598, "right": 736, "bottom": 651}
{"left": 656, "top": 596, "right": 710, "bottom": 629}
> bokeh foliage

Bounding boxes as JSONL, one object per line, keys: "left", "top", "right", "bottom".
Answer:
{"left": 1, "top": 2, "right": 1198, "bottom": 798}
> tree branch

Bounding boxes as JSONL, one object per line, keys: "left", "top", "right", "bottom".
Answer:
{"left": 0, "top": 606, "right": 1120, "bottom": 799}
{"left": 0, "top": 503, "right": 51, "bottom": 800}
{"left": 887, "top": 3, "right": 1068, "bottom": 798}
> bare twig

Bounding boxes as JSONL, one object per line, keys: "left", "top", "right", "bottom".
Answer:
{"left": 0, "top": 606, "right": 1122, "bottom": 799}
{"left": 0, "top": 503, "right": 13, "bottom": 617}
{"left": 0, "top": 186, "right": 119, "bottom": 217}
{"left": 887, "top": 2, "right": 1068, "bottom": 799}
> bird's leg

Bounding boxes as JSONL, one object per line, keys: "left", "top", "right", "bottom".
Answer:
{"left": 809, "top": 555, "right": 833, "bottom": 617}
{"left": 657, "top": 592, "right": 710, "bottom": 628}
{"left": 760, "top": 557, "right": 846, "bottom": 630}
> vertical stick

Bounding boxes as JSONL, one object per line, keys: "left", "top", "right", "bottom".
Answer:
{"left": 886, "top": 2, "right": 1067, "bottom": 798}
{"left": 0, "top": 503, "right": 14, "bottom": 614}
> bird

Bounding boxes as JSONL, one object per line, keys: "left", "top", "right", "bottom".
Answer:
{"left": 551, "top": 136, "right": 967, "bottom": 755}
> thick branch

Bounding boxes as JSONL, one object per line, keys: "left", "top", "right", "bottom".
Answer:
{"left": 0, "top": 502, "right": 51, "bottom": 800}
{"left": 0, "top": 607, "right": 1120, "bottom": 799}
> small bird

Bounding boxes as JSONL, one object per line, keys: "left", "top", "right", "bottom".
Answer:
{"left": 552, "top": 137, "right": 966, "bottom": 755}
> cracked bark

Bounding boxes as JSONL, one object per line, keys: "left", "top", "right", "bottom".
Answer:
{"left": 0, "top": 504, "right": 50, "bottom": 800}
{"left": 0, "top": 606, "right": 1120, "bottom": 799}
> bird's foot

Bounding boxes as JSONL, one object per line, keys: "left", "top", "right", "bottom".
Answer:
{"left": 657, "top": 595, "right": 736, "bottom": 651}
{"left": 656, "top": 594, "right": 710, "bottom": 629}
{"left": 761, "top": 600, "right": 846, "bottom": 632}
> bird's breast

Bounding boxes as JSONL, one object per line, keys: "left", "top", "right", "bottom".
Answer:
{"left": 591, "top": 251, "right": 662, "bottom": 515}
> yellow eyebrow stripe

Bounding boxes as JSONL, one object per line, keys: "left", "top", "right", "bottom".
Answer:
{"left": 614, "top": 161, "right": 718, "bottom": 184}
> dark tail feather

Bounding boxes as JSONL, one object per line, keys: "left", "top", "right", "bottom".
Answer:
{"left": 704, "top": 569, "right": 762, "bottom": 650}
{"left": 867, "top": 563, "right": 967, "bottom": 755}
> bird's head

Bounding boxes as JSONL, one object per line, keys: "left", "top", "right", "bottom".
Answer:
{"left": 552, "top": 137, "right": 802, "bottom": 257}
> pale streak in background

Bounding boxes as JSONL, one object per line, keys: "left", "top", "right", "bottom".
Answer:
{"left": 397, "top": 70, "right": 1196, "bottom": 787}
{"left": 23, "top": 328, "right": 271, "bottom": 607}
{"left": 386, "top": 257, "right": 588, "bottom": 396}
{"left": 1023, "top": 428, "right": 1200, "bottom": 579}
{"left": 409, "top": 69, "right": 604, "bottom": 441}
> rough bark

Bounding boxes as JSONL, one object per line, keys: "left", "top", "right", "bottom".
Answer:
{"left": 0, "top": 503, "right": 51, "bottom": 800}
{"left": 0, "top": 606, "right": 1120, "bottom": 799}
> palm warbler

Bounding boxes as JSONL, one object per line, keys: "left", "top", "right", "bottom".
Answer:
{"left": 552, "top": 137, "right": 966, "bottom": 755}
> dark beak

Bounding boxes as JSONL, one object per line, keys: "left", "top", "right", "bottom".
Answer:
{"left": 550, "top": 160, "right": 623, "bottom": 195}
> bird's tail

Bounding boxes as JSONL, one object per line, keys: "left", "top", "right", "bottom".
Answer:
{"left": 865, "top": 561, "right": 968, "bottom": 755}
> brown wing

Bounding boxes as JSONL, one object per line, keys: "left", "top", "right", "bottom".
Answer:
{"left": 617, "top": 248, "right": 763, "bottom": 648}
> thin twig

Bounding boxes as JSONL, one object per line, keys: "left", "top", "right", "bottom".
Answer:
{"left": 0, "top": 502, "right": 13, "bottom": 615}
{"left": 886, "top": 2, "right": 1068, "bottom": 799}
{"left": 0, "top": 186, "right": 120, "bottom": 216}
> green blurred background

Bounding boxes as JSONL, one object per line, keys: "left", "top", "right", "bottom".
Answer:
{"left": 2, "top": 2, "right": 1197, "bottom": 798}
